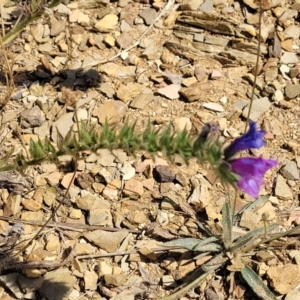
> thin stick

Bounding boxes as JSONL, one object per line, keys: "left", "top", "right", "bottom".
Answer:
{"left": 76, "top": 246, "right": 185, "bottom": 260}
{"left": 81, "top": 0, "right": 175, "bottom": 69}
{"left": 0, "top": 216, "right": 141, "bottom": 234}
{"left": 244, "top": 1, "right": 263, "bottom": 133}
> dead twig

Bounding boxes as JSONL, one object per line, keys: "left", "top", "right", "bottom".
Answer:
{"left": 0, "top": 216, "right": 141, "bottom": 234}
{"left": 81, "top": 0, "right": 176, "bottom": 69}
{"left": 0, "top": 241, "right": 77, "bottom": 272}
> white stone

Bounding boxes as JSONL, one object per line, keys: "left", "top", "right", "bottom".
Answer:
{"left": 203, "top": 102, "right": 224, "bottom": 112}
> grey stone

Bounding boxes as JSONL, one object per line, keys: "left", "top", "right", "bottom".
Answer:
{"left": 130, "top": 93, "right": 154, "bottom": 109}
{"left": 76, "top": 194, "right": 110, "bottom": 210}
{"left": 97, "top": 149, "right": 116, "bottom": 166}
{"left": 275, "top": 175, "right": 293, "bottom": 200}
{"left": 31, "top": 23, "right": 46, "bottom": 43}
{"left": 38, "top": 269, "right": 76, "bottom": 300}
{"left": 162, "top": 72, "right": 183, "bottom": 85}
{"left": 281, "top": 52, "right": 299, "bottom": 64}
{"left": 139, "top": 8, "right": 157, "bottom": 25}
{"left": 289, "top": 67, "right": 300, "bottom": 78}
{"left": 278, "top": 9, "right": 298, "bottom": 26}
{"left": 38, "top": 43, "right": 54, "bottom": 54}
{"left": 242, "top": 97, "right": 271, "bottom": 121}
{"left": 98, "top": 82, "right": 115, "bottom": 98}
{"left": 194, "top": 33, "right": 205, "bottom": 42}
{"left": 50, "top": 17, "right": 65, "bottom": 37}
{"left": 203, "top": 102, "right": 224, "bottom": 112}
{"left": 214, "top": 49, "right": 257, "bottom": 66}
{"left": 142, "top": 43, "right": 159, "bottom": 60}
{"left": 54, "top": 3, "right": 71, "bottom": 15}
{"left": 205, "top": 36, "right": 229, "bottom": 47}
{"left": 285, "top": 84, "right": 300, "bottom": 99}
{"left": 200, "top": 0, "right": 214, "bottom": 12}
{"left": 83, "top": 230, "right": 128, "bottom": 252}
{"left": 52, "top": 112, "right": 74, "bottom": 141}
{"left": 21, "top": 106, "right": 45, "bottom": 128}
{"left": 116, "top": 32, "right": 133, "bottom": 49}
{"left": 0, "top": 273, "right": 33, "bottom": 299}
{"left": 88, "top": 208, "right": 113, "bottom": 226}
{"left": 265, "top": 69, "right": 278, "bottom": 82}
{"left": 284, "top": 25, "right": 300, "bottom": 39}
{"left": 120, "top": 20, "right": 132, "bottom": 32}
{"left": 17, "top": 274, "right": 44, "bottom": 293}
{"left": 281, "top": 161, "right": 299, "bottom": 180}
{"left": 235, "top": 99, "right": 248, "bottom": 111}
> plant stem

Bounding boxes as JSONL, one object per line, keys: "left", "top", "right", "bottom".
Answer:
{"left": 244, "top": 1, "right": 263, "bottom": 133}
{"left": 2, "top": 0, "right": 63, "bottom": 45}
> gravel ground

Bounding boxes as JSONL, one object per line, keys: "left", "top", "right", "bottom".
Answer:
{"left": 0, "top": 0, "right": 300, "bottom": 299}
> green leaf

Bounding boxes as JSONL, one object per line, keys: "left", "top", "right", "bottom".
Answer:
{"left": 193, "top": 242, "right": 222, "bottom": 252}
{"left": 241, "top": 265, "right": 276, "bottom": 300}
{"left": 230, "top": 224, "right": 278, "bottom": 253}
{"left": 193, "top": 252, "right": 210, "bottom": 260}
{"left": 192, "top": 237, "right": 222, "bottom": 252}
{"left": 238, "top": 195, "right": 270, "bottom": 216}
{"left": 163, "top": 238, "right": 202, "bottom": 251}
{"left": 201, "top": 254, "right": 228, "bottom": 272}
{"left": 222, "top": 202, "right": 232, "bottom": 250}
{"left": 161, "top": 268, "right": 211, "bottom": 300}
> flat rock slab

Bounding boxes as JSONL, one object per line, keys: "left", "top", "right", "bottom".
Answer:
{"left": 38, "top": 269, "right": 77, "bottom": 300}
{"left": 203, "top": 102, "right": 224, "bottom": 112}
{"left": 275, "top": 175, "right": 293, "bottom": 199}
{"left": 101, "top": 62, "right": 136, "bottom": 77}
{"left": 267, "top": 264, "right": 300, "bottom": 294}
{"left": 52, "top": 112, "right": 74, "bottom": 141}
{"left": 130, "top": 93, "right": 153, "bottom": 109}
{"left": 92, "top": 100, "right": 127, "bottom": 125}
{"left": 0, "top": 273, "right": 34, "bottom": 299}
{"left": 157, "top": 84, "right": 181, "bottom": 100}
{"left": 83, "top": 230, "right": 128, "bottom": 252}
{"left": 281, "top": 160, "right": 299, "bottom": 180}
{"left": 242, "top": 97, "right": 271, "bottom": 121}
{"left": 280, "top": 52, "right": 299, "bottom": 64}
{"left": 285, "top": 84, "right": 300, "bottom": 99}
{"left": 117, "top": 83, "right": 145, "bottom": 103}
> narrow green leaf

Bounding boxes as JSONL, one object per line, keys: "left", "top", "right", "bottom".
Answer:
{"left": 163, "top": 238, "right": 202, "bottom": 251}
{"left": 193, "top": 242, "right": 222, "bottom": 253}
{"left": 222, "top": 202, "right": 232, "bottom": 250}
{"left": 241, "top": 265, "right": 276, "bottom": 300}
{"left": 193, "top": 252, "right": 210, "bottom": 260}
{"left": 161, "top": 268, "right": 211, "bottom": 300}
{"left": 230, "top": 224, "right": 278, "bottom": 253}
{"left": 195, "top": 243, "right": 222, "bottom": 253}
{"left": 192, "top": 236, "right": 219, "bottom": 250}
{"left": 238, "top": 195, "right": 270, "bottom": 216}
{"left": 201, "top": 254, "right": 228, "bottom": 272}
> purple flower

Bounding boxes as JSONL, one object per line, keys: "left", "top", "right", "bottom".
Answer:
{"left": 229, "top": 157, "right": 277, "bottom": 197}
{"left": 224, "top": 122, "right": 266, "bottom": 159}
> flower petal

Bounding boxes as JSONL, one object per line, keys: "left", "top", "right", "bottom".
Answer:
{"left": 229, "top": 157, "right": 277, "bottom": 198}
{"left": 224, "top": 122, "right": 266, "bottom": 159}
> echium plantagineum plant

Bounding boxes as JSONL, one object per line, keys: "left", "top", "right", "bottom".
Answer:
{"left": 1, "top": 120, "right": 276, "bottom": 199}
{"left": 220, "top": 122, "right": 277, "bottom": 197}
